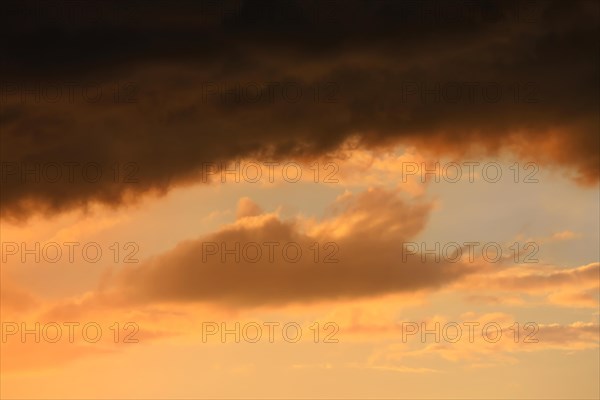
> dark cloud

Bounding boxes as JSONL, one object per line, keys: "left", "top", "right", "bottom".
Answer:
{"left": 1, "top": 0, "right": 598, "bottom": 220}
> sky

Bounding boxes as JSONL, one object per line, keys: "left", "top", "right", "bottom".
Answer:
{"left": 0, "top": 1, "right": 599, "bottom": 399}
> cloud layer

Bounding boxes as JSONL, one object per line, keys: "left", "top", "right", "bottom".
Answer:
{"left": 1, "top": 0, "right": 598, "bottom": 220}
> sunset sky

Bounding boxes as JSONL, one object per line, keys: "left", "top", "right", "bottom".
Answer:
{"left": 1, "top": 1, "right": 599, "bottom": 399}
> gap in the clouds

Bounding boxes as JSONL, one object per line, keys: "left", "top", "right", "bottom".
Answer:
{"left": 2, "top": 147, "right": 597, "bottom": 301}
{"left": 414, "top": 155, "right": 599, "bottom": 268}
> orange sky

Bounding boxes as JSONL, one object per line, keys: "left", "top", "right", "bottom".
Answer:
{"left": 1, "top": 1, "right": 599, "bottom": 399}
